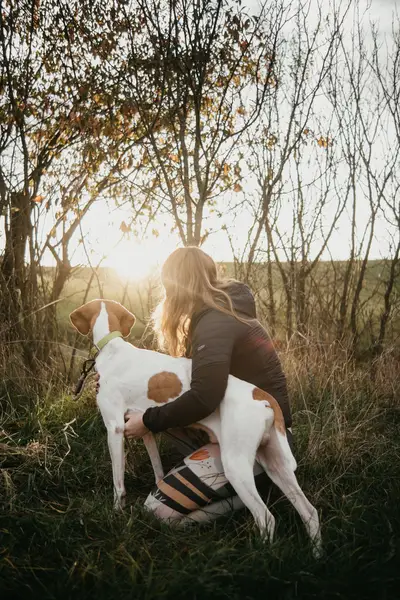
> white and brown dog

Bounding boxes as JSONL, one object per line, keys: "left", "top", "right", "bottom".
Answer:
{"left": 70, "top": 299, "right": 322, "bottom": 556}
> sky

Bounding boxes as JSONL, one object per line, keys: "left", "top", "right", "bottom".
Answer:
{"left": 2, "top": 0, "right": 399, "bottom": 278}
{"left": 66, "top": 0, "right": 399, "bottom": 278}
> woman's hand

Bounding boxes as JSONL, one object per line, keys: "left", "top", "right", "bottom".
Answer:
{"left": 95, "top": 372, "right": 148, "bottom": 438}
{"left": 124, "top": 412, "right": 149, "bottom": 439}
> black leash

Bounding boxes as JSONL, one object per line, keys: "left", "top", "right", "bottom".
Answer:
{"left": 72, "top": 332, "right": 124, "bottom": 399}
{"left": 74, "top": 357, "right": 97, "bottom": 399}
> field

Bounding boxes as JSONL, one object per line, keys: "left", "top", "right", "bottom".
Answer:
{"left": 1, "top": 339, "right": 399, "bottom": 600}
{"left": 52, "top": 260, "right": 400, "bottom": 353}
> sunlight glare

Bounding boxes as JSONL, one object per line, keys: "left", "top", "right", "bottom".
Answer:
{"left": 106, "top": 238, "right": 166, "bottom": 281}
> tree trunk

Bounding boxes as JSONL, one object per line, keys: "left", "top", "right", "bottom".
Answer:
{"left": 0, "top": 191, "right": 35, "bottom": 367}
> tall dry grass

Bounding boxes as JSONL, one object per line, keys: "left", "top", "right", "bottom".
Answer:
{"left": 0, "top": 340, "right": 399, "bottom": 599}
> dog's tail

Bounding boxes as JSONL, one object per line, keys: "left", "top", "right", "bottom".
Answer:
{"left": 254, "top": 390, "right": 297, "bottom": 472}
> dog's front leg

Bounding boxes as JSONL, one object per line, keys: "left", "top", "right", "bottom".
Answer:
{"left": 142, "top": 432, "right": 164, "bottom": 483}
{"left": 107, "top": 424, "right": 126, "bottom": 510}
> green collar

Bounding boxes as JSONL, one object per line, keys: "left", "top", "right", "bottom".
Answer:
{"left": 91, "top": 331, "right": 123, "bottom": 357}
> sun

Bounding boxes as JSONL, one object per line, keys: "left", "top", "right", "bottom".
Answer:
{"left": 105, "top": 239, "right": 158, "bottom": 281}
{"left": 83, "top": 210, "right": 180, "bottom": 281}
{"left": 104, "top": 236, "right": 176, "bottom": 281}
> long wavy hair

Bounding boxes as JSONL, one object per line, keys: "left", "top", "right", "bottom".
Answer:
{"left": 153, "top": 246, "right": 246, "bottom": 357}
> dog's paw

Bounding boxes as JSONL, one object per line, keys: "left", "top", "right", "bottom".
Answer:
{"left": 155, "top": 471, "right": 165, "bottom": 485}
{"left": 312, "top": 540, "right": 324, "bottom": 560}
{"left": 114, "top": 493, "right": 126, "bottom": 512}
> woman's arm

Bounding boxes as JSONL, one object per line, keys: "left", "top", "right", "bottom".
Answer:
{"left": 142, "top": 310, "right": 237, "bottom": 433}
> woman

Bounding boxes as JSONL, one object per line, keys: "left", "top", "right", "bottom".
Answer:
{"left": 124, "top": 247, "right": 293, "bottom": 523}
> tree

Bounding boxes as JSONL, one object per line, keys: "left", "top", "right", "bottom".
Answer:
{"left": 100, "top": 0, "right": 288, "bottom": 246}
{"left": 0, "top": 0, "right": 93, "bottom": 363}
{"left": 228, "top": 0, "right": 349, "bottom": 338}
{"left": 0, "top": 0, "right": 155, "bottom": 364}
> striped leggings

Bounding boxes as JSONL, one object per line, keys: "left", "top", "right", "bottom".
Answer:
{"left": 144, "top": 428, "right": 293, "bottom": 524}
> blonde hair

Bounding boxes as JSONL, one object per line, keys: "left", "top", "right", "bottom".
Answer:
{"left": 153, "top": 246, "right": 247, "bottom": 357}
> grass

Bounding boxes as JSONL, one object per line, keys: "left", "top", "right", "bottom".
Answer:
{"left": 1, "top": 347, "right": 400, "bottom": 600}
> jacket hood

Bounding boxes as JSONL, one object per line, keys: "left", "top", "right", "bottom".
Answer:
{"left": 191, "top": 281, "right": 256, "bottom": 330}
{"left": 222, "top": 281, "right": 256, "bottom": 318}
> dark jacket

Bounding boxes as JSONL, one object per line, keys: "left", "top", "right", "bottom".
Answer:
{"left": 142, "top": 282, "right": 292, "bottom": 433}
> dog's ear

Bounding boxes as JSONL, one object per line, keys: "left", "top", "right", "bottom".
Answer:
{"left": 107, "top": 302, "right": 136, "bottom": 337}
{"left": 70, "top": 301, "right": 101, "bottom": 335}
{"left": 70, "top": 306, "right": 91, "bottom": 335}
{"left": 117, "top": 303, "right": 136, "bottom": 337}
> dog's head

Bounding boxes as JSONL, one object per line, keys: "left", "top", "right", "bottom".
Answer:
{"left": 69, "top": 299, "right": 136, "bottom": 337}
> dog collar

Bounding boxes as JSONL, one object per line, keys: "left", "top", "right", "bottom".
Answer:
{"left": 92, "top": 331, "right": 124, "bottom": 356}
